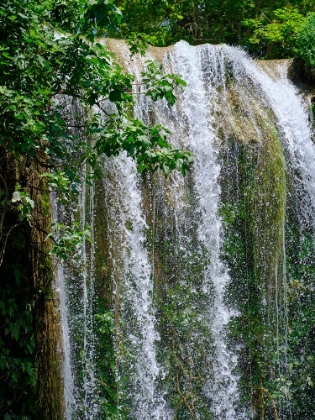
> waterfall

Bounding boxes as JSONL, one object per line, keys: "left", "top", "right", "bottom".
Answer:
{"left": 54, "top": 169, "right": 100, "bottom": 419}
{"left": 103, "top": 153, "right": 169, "bottom": 419}
{"left": 52, "top": 195, "right": 76, "bottom": 419}
{"left": 164, "top": 42, "right": 244, "bottom": 418}
{"left": 57, "top": 41, "right": 315, "bottom": 419}
{"left": 79, "top": 174, "right": 99, "bottom": 418}
{"left": 224, "top": 47, "right": 315, "bottom": 226}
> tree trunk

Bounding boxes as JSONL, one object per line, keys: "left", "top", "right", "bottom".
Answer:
{"left": 28, "top": 156, "right": 65, "bottom": 420}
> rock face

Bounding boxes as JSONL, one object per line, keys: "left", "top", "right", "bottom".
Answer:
{"left": 289, "top": 57, "right": 315, "bottom": 85}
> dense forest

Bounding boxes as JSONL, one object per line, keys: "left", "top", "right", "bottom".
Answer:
{"left": 1, "top": 0, "right": 315, "bottom": 419}
{"left": 113, "top": 0, "right": 315, "bottom": 59}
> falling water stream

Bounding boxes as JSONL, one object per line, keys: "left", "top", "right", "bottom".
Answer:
{"left": 58, "top": 41, "right": 315, "bottom": 419}
{"left": 103, "top": 153, "right": 169, "bottom": 419}
{"left": 164, "top": 42, "right": 244, "bottom": 418}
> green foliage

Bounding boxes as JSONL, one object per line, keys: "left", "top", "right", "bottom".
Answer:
{"left": 0, "top": 0, "right": 189, "bottom": 301}
{"left": 0, "top": 230, "right": 36, "bottom": 417}
{"left": 11, "top": 186, "right": 35, "bottom": 223}
{"left": 94, "top": 117, "right": 192, "bottom": 175}
{"left": 0, "top": 0, "right": 192, "bottom": 169}
{"left": 112, "top": 0, "right": 315, "bottom": 60}
{"left": 142, "top": 60, "right": 187, "bottom": 106}
{"left": 47, "top": 222, "right": 92, "bottom": 261}
{"left": 243, "top": 6, "right": 305, "bottom": 58}
{"left": 95, "top": 308, "right": 121, "bottom": 419}
{"left": 126, "top": 32, "right": 158, "bottom": 56}
{"left": 41, "top": 171, "right": 74, "bottom": 204}
{"left": 0, "top": 0, "right": 193, "bottom": 252}
{"left": 0, "top": 0, "right": 193, "bottom": 417}
{"left": 284, "top": 227, "right": 315, "bottom": 417}
{"left": 296, "top": 13, "right": 315, "bottom": 68}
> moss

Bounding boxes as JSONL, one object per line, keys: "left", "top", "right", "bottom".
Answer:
{"left": 219, "top": 75, "right": 287, "bottom": 418}
{"left": 251, "top": 123, "right": 286, "bottom": 300}
{"left": 93, "top": 175, "right": 119, "bottom": 416}
{"left": 142, "top": 169, "right": 215, "bottom": 420}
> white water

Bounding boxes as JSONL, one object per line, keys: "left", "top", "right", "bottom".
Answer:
{"left": 54, "top": 178, "right": 100, "bottom": 419}
{"left": 167, "top": 41, "right": 245, "bottom": 419}
{"left": 79, "top": 176, "right": 99, "bottom": 419}
{"left": 103, "top": 153, "right": 169, "bottom": 419}
{"left": 118, "top": 41, "right": 250, "bottom": 419}
{"left": 224, "top": 47, "right": 315, "bottom": 226}
{"left": 222, "top": 45, "right": 315, "bottom": 419}
{"left": 52, "top": 195, "right": 76, "bottom": 419}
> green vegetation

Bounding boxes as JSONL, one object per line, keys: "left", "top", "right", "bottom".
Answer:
{"left": 219, "top": 97, "right": 288, "bottom": 418}
{"left": 242, "top": 5, "right": 306, "bottom": 58}
{"left": 0, "top": 0, "right": 192, "bottom": 417}
{"left": 219, "top": 86, "right": 315, "bottom": 417}
{"left": 296, "top": 13, "right": 315, "bottom": 68}
{"left": 112, "top": 1, "right": 315, "bottom": 62}
{"left": 1, "top": 0, "right": 315, "bottom": 418}
{"left": 150, "top": 178, "right": 214, "bottom": 419}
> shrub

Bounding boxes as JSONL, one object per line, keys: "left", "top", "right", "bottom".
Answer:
{"left": 297, "top": 13, "right": 315, "bottom": 68}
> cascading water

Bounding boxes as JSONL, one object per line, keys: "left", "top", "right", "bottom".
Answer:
{"left": 172, "top": 42, "right": 244, "bottom": 419}
{"left": 57, "top": 176, "right": 100, "bottom": 419}
{"left": 103, "top": 153, "right": 169, "bottom": 419}
{"left": 79, "top": 175, "right": 99, "bottom": 418}
{"left": 58, "top": 40, "right": 315, "bottom": 419}
{"left": 224, "top": 47, "right": 315, "bottom": 225}
{"left": 52, "top": 196, "right": 76, "bottom": 419}
{"left": 149, "top": 42, "right": 245, "bottom": 418}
